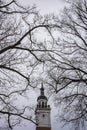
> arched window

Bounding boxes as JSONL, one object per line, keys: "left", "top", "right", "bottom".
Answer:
{"left": 42, "top": 102, "right": 44, "bottom": 108}
{"left": 45, "top": 102, "right": 47, "bottom": 108}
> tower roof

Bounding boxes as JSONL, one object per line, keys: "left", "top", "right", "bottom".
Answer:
{"left": 37, "top": 95, "right": 47, "bottom": 101}
{"left": 37, "top": 83, "right": 48, "bottom": 101}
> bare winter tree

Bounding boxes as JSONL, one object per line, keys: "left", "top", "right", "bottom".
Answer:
{"left": 0, "top": 0, "right": 57, "bottom": 129}
{"left": 2, "top": 0, "right": 87, "bottom": 130}
{"left": 45, "top": 0, "right": 87, "bottom": 130}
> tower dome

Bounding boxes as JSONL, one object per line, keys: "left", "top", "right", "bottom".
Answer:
{"left": 37, "top": 83, "right": 48, "bottom": 101}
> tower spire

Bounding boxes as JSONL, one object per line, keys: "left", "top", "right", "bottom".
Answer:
{"left": 40, "top": 83, "right": 44, "bottom": 96}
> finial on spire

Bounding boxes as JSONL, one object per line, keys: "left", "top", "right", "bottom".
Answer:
{"left": 41, "top": 82, "right": 44, "bottom": 89}
{"left": 40, "top": 83, "right": 44, "bottom": 96}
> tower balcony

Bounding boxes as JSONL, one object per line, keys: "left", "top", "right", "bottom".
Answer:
{"left": 36, "top": 104, "right": 50, "bottom": 110}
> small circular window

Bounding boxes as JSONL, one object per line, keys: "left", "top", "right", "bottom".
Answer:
{"left": 42, "top": 114, "right": 45, "bottom": 117}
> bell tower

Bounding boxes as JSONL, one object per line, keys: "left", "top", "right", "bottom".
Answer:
{"left": 35, "top": 84, "right": 51, "bottom": 130}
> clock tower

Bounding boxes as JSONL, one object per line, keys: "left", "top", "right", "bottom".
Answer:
{"left": 35, "top": 84, "right": 51, "bottom": 130}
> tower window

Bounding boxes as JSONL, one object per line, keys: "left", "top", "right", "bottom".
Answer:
{"left": 42, "top": 102, "right": 44, "bottom": 108}
{"left": 45, "top": 102, "right": 47, "bottom": 108}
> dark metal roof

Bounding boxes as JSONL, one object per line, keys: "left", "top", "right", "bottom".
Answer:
{"left": 37, "top": 95, "right": 48, "bottom": 101}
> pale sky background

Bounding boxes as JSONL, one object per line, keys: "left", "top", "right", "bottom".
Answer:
{"left": 18, "top": 0, "right": 66, "bottom": 14}
{"left": 14, "top": 0, "right": 70, "bottom": 130}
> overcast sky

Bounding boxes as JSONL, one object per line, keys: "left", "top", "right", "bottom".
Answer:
{"left": 18, "top": 0, "right": 66, "bottom": 14}
{"left": 14, "top": 0, "right": 69, "bottom": 130}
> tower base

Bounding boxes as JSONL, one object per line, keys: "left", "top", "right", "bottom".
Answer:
{"left": 36, "top": 127, "right": 51, "bottom": 130}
